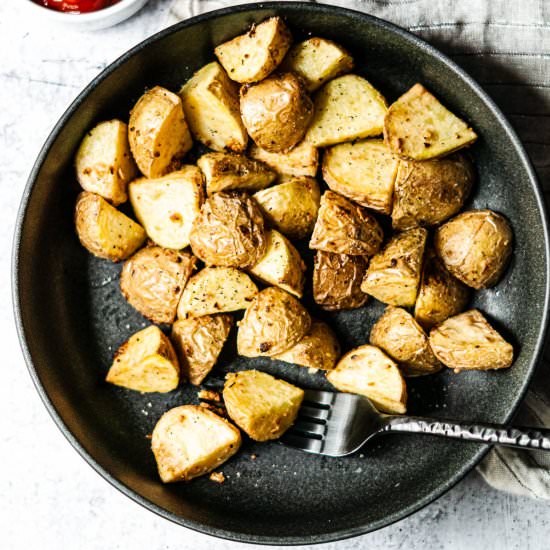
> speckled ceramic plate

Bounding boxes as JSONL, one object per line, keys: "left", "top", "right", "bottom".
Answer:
{"left": 13, "top": 2, "right": 550, "bottom": 545}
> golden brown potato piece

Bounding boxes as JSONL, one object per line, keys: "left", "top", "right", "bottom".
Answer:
{"left": 177, "top": 267, "right": 258, "bottom": 318}
{"left": 171, "top": 314, "right": 233, "bottom": 385}
{"left": 240, "top": 73, "right": 313, "bottom": 153}
{"left": 120, "top": 247, "right": 196, "bottom": 324}
{"left": 274, "top": 319, "right": 341, "bottom": 371}
{"left": 128, "top": 86, "right": 193, "bottom": 178}
{"left": 327, "top": 345, "right": 407, "bottom": 414}
{"left": 179, "top": 62, "right": 248, "bottom": 152}
{"left": 384, "top": 83, "right": 478, "bottom": 160}
{"left": 370, "top": 306, "right": 442, "bottom": 377}
{"left": 75, "top": 192, "right": 146, "bottom": 261}
{"left": 249, "top": 140, "right": 319, "bottom": 178}
{"left": 214, "top": 17, "right": 292, "bottom": 83}
{"left": 305, "top": 75, "right": 387, "bottom": 147}
{"left": 237, "top": 287, "right": 311, "bottom": 357}
{"left": 197, "top": 152, "right": 275, "bottom": 195}
{"left": 434, "top": 210, "right": 513, "bottom": 289}
{"left": 248, "top": 229, "right": 306, "bottom": 298}
{"left": 281, "top": 37, "right": 354, "bottom": 92}
{"left": 189, "top": 191, "right": 266, "bottom": 268}
{"left": 106, "top": 326, "right": 179, "bottom": 392}
{"left": 128, "top": 166, "right": 204, "bottom": 250}
{"left": 309, "top": 191, "right": 384, "bottom": 256}
{"left": 392, "top": 153, "right": 474, "bottom": 230}
{"left": 361, "top": 227, "right": 427, "bottom": 307}
{"left": 75, "top": 120, "right": 138, "bottom": 206}
{"left": 152, "top": 405, "right": 241, "bottom": 483}
{"left": 414, "top": 250, "right": 471, "bottom": 330}
{"left": 429, "top": 309, "right": 514, "bottom": 371}
{"left": 254, "top": 177, "right": 320, "bottom": 240}
{"left": 322, "top": 139, "right": 399, "bottom": 214}
{"left": 223, "top": 370, "right": 304, "bottom": 441}
{"left": 313, "top": 251, "right": 368, "bottom": 310}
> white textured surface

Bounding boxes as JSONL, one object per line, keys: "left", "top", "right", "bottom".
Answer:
{"left": 1, "top": 1, "right": 550, "bottom": 548}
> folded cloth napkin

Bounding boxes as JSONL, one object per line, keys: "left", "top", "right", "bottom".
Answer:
{"left": 166, "top": 0, "right": 550, "bottom": 499}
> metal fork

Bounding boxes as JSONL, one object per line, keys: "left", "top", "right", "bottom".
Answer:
{"left": 281, "top": 389, "right": 550, "bottom": 457}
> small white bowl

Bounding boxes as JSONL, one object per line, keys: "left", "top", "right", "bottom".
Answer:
{"left": 23, "top": 0, "right": 149, "bottom": 31}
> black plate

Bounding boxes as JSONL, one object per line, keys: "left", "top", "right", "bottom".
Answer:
{"left": 12, "top": 2, "right": 550, "bottom": 545}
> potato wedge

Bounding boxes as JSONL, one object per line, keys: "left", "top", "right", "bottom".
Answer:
{"left": 384, "top": 83, "right": 478, "bottom": 160}
{"left": 254, "top": 177, "right": 320, "bottom": 240}
{"left": 223, "top": 370, "right": 304, "bottom": 441}
{"left": 152, "top": 405, "right": 241, "bottom": 483}
{"left": 361, "top": 228, "right": 427, "bottom": 307}
{"left": 309, "top": 191, "right": 384, "bottom": 256}
{"left": 177, "top": 267, "right": 258, "bottom": 318}
{"left": 305, "top": 75, "right": 387, "bottom": 147}
{"left": 249, "top": 140, "right": 318, "bottom": 178}
{"left": 179, "top": 62, "right": 248, "bottom": 152}
{"left": 248, "top": 229, "right": 306, "bottom": 298}
{"left": 370, "top": 306, "right": 442, "bottom": 377}
{"left": 75, "top": 119, "right": 138, "bottom": 205}
{"left": 322, "top": 139, "right": 399, "bottom": 214}
{"left": 171, "top": 314, "right": 233, "bottom": 385}
{"left": 274, "top": 319, "right": 341, "bottom": 371}
{"left": 214, "top": 17, "right": 292, "bottom": 83}
{"left": 120, "top": 247, "right": 196, "bottom": 324}
{"left": 327, "top": 345, "right": 407, "bottom": 414}
{"left": 313, "top": 250, "right": 368, "bottom": 310}
{"left": 237, "top": 287, "right": 311, "bottom": 357}
{"left": 197, "top": 152, "right": 275, "bottom": 195}
{"left": 128, "top": 166, "right": 204, "bottom": 250}
{"left": 75, "top": 192, "right": 146, "bottom": 261}
{"left": 429, "top": 309, "right": 514, "bottom": 371}
{"left": 106, "top": 325, "right": 179, "bottom": 392}
{"left": 281, "top": 37, "right": 354, "bottom": 92}
{"left": 128, "top": 86, "right": 193, "bottom": 178}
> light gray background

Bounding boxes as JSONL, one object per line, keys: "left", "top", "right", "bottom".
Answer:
{"left": 1, "top": 1, "right": 549, "bottom": 548}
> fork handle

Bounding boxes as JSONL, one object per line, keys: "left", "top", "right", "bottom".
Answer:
{"left": 381, "top": 416, "right": 550, "bottom": 450}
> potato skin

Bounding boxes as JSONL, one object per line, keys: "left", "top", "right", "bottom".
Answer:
{"left": 190, "top": 191, "right": 267, "bottom": 268}
{"left": 434, "top": 209, "right": 513, "bottom": 289}
{"left": 249, "top": 140, "right": 319, "bottom": 178}
{"left": 240, "top": 72, "right": 313, "bottom": 153}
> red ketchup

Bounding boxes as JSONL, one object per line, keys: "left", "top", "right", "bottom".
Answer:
{"left": 32, "top": 0, "right": 120, "bottom": 13}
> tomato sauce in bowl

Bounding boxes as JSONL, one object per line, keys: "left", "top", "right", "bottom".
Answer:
{"left": 31, "top": 0, "right": 120, "bottom": 13}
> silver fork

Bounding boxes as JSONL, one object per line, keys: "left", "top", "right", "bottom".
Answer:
{"left": 281, "top": 389, "right": 550, "bottom": 457}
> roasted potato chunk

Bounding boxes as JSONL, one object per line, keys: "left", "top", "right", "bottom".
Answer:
{"left": 197, "top": 152, "right": 275, "bottom": 195}
{"left": 128, "top": 86, "right": 193, "bottom": 178}
{"left": 106, "top": 325, "right": 179, "bottom": 392}
{"left": 223, "top": 370, "right": 304, "bottom": 441}
{"left": 392, "top": 153, "right": 474, "bottom": 230}
{"left": 215, "top": 17, "right": 292, "bottom": 83}
{"left": 237, "top": 287, "right": 311, "bottom": 357}
{"left": 152, "top": 405, "right": 241, "bottom": 483}
{"left": 171, "top": 314, "right": 233, "bottom": 385}
{"left": 189, "top": 191, "right": 266, "bottom": 268}
{"left": 434, "top": 209, "right": 513, "bottom": 289}
{"left": 313, "top": 251, "right": 368, "bottom": 310}
{"left": 249, "top": 140, "right": 319, "bottom": 178}
{"left": 120, "top": 247, "right": 196, "bottom": 324}
{"left": 274, "top": 319, "right": 341, "bottom": 371}
{"left": 129, "top": 166, "right": 204, "bottom": 250}
{"left": 327, "top": 345, "right": 407, "bottom": 414}
{"left": 248, "top": 229, "right": 306, "bottom": 298}
{"left": 75, "top": 119, "right": 138, "bottom": 205}
{"left": 361, "top": 227, "right": 427, "bottom": 307}
{"left": 322, "top": 139, "right": 399, "bottom": 214}
{"left": 429, "top": 309, "right": 514, "bottom": 371}
{"left": 177, "top": 267, "right": 258, "bottom": 318}
{"left": 179, "top": 62, "right": 248, "bottom": 152}
{"left": 254, "top": 177, "right": 320, "bottom": 240}
{"left": 309, "top": 191, "right": 384, "bottom": 256}
{"left": 370, "top": 306, "right": 442, "bottom": 377}
{"left": 384, "top": 83, "right": 478, "bottom": 160}
{"left": 305, "top": 75, "right": 387, "bottom": 147}
{"left": 75, "top": 192, "right": 146, "bottom": 261}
